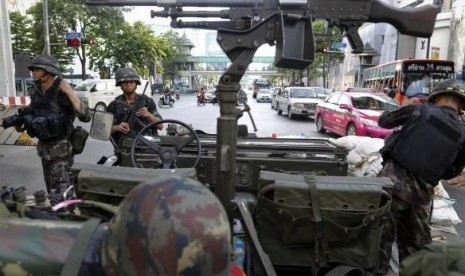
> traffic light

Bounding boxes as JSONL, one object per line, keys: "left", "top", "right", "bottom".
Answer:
{"left": 81, "top": 38, "right": 95, "bottom": 45}
{"left": 316, "top": 47, "right": 328, "bottom": 53}
{"left": 67, "top": 38, "right": 80, "bottom": 48}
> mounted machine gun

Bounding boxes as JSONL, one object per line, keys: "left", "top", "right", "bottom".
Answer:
{"left": 86, "top": 0, "right": 438, "bottom": 213}
{"left": 82, "top": 0, "right": 439, "bottom": 274}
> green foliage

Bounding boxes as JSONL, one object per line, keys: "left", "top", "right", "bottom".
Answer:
{"left": 10, "top": 1, "right": 170, "bottom": 80}
{"left": 9, "top": 12, "right": 34, "bottom": 56}
{"left": 95, "top": 21, "right": 170, "bottom": 78}
{"left": 310, "top": 20, "right": 345, "bottom": 81}
{"left": 161, "top": 31, "right": 190, "bottom": 86}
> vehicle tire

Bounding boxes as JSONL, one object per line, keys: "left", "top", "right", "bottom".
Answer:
{"left": 287, "top": 107, "right": 294, "bottom": 119}
{"left": 169, "top": 101, "right": 175, "bottom": 107}
{"left": 158, "top": 100, "right": 163, "bottom": 108}
{"left": 316, "top": 115, "right": 326, "bottom": 133}
{"left": 346, "top": 123, "right": 357, "bottom": 136}
{"left": 94, "top": 102, "right": 107, "bottom": 112}
{"left": 277, "top": 104, "right": 282, "bottom": 115}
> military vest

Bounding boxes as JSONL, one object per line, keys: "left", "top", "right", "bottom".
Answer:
{"left": 389, "top": 104, "right": 465, "bottom": 184}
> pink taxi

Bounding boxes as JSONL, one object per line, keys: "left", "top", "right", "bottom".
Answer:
{"left": 315, "top": 91, "right": 398, "bottom": 138}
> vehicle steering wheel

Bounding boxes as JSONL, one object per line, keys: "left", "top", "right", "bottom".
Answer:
{"left": 130, "top": 119, "right": 202, "bottom": 169}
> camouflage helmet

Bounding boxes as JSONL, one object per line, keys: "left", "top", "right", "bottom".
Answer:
{"left": 428, "top": 79, "right": 465, "bottom": 104}
{"left": 115, "top": 67, "right": 141, "bottom": 86}
{"left": 101, "top": 175, "right": 232, "bottom": 276}
{"left": 27, "top": 54, "right": 61, "bottom": 75}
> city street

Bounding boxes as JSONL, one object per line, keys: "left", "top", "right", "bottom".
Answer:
{"left": 0, "top": 91, "right": 463, "bottom": 239}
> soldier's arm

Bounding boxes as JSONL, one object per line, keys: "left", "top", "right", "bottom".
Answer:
{"left": 138, "top": 98, "right": 163, "bottom": 130}
{"left": 378, "top": 105, "right": 418, "bottom": 129}
{"left": 59, "top": 80, "right": 92, "bottom": 122}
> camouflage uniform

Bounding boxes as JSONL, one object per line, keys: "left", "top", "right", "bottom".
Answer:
{"left": 375, "top": 79, "right": 465, "bottom": 274}
{"left": 26, "top": 55, "right": 91, "bottom": 193}
{"left": 101, "top": 175, "right": 232, "bottom": 276}
{"left": 0, "top": 176, "right": 230, "bottom": 276}
{"left": 0, "top": 216, "right": 107, "bottom": 275}
{"left": 107, "top": 93, "right": 162, "bottom": 144}
{"left": 107, "top": 68, "right": 162, "bottom": 147}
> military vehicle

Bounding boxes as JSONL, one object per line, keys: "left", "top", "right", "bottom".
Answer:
{"left": 1, "top": 0, "right": 441, "bottom": 275}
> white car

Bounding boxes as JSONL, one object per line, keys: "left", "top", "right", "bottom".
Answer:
{"left": 275, "top": 87, "right": 323, "bottom": 119}
{"left": 271, "top": 87, "right": 282, "bottom": 109}
{"left": 256, "top": 88, "right": 272, "bottom": 103}
{"left": 74, "top": 79, "right": 122, "bottom": 112}
{"left": 74, "top": 79, "right": 149, "bottom": 112}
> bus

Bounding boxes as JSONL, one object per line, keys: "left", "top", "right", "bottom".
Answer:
{"left": 253, "top": 78, "right": 271, "bottom": 98}
{"left": 363, "top": 59, "right": 455, "bottom": 105}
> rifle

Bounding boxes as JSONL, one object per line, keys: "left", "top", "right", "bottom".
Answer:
{"left": 85, "top": 0, "right": 439, "bottom": 217}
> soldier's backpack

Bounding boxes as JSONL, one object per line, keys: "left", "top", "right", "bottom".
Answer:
{"left": 253, "top": 171, "right": 394, "bottom": 275}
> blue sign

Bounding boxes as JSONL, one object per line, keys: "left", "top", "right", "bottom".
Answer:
{"left": 65, "top": 32, "right": 82, "bottom": 39}
{"left": 332, "top": 42, "right": 347, "bottom": 49}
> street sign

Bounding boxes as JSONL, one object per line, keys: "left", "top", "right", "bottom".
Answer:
{"left": 65, "top": 32, "right": 82, "bottom": 39}
{"left": 331, "top": 42, "right": 347, "bottom": 49}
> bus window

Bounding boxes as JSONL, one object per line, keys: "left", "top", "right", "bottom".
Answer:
{"left": 404, "top": 73, "right": 430, "bottom": 97}
{"left": 364, "top": 59, "right": 455, "bottom": 105}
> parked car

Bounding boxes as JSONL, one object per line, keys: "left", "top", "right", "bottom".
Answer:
{"left": 270, "top": 87, "right": 281, "bottom": 109}
{"left": 205, "top": 88, "right": 248, "bottom": 105}
{"left": 74, "top": 79, "right": 122, "bottom": 112}
{"left": 205, "top": 88, "right": 217, "bottom": 103}
{"left": 237, "top": 89, "right": 248, "bottom": 105}
{"left": 275, "top": 86, "right": 323, "bottom": 119}
{"left": 315, "top": 91, "right": 399, "bottom": 138}
{"left": 344, "top": 87, "right": 381, "bottom": 93}
{"left": 313, "top": 87, "right": 332, "bottom": 100}
{"left": 256, "top": 88, "right": 272, "bottom": 103}
{"left": 74, "top": 79, "right": 149, "bottom": 112}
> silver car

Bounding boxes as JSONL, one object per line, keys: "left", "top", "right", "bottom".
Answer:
{"left": 256, "top": 88, "right": 272, "bottom": 103}
{"left": 271, "top": 87, "right": 281, "bottom": 109}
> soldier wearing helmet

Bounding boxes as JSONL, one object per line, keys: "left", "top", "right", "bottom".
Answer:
{"left": 101, "top": 175, "right": 232, "bottom": 276}
{"left": 374, "top": 79, "right": 465, "bottom": 275}
{"left": 107, "top": 68, "right": 163, "bottom": 149}
{"left": 0, "top": 176, "right": 233, "bottom": 276}
{"left": 11, "top": 54, "right": 92, "bottom": 204}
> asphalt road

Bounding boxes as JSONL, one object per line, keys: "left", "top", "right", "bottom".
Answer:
{"left": 0, "top": 91, "right": 463, "bottom": 239}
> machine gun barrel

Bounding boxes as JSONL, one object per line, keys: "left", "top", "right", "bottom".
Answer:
{"left": 151, "top": 9, "right": 230, "bottom": 19}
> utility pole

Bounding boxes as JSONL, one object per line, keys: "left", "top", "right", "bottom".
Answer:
{"left": 43, "top": 0, "right": 50, "bottom": 55}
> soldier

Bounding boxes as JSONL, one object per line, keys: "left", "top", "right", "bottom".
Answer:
{"left": 101, "top": 175, "right": 232, "bottom": 276}
{"left": 376, "top": 79, "right": 465, "bottom": 274}
{"left": 16, "top": 54, "right": 92, "bottom": 203}
{"left": 0, "top": 176, "right": 232, "bottom": 276}
{"left": 107, "top": 68, "right": 163, "bottom": 148}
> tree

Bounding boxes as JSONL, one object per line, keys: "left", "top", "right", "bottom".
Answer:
{"left": 309, "top": 20, "right": 345, "bottom": 87}
{"left": 97, "top": 21, "right": 171, "bottom": 78}
{"left": 9, "top": 11, "right": 34, "bottom": 57}
{"left": 14, "top": 1, "right": 170, "bottom": 81}
{"left": 27, "top": 0, "right": 131, "bottom": 78}
{"left": 161, "top": 30, "right": 189, "bottom": 88}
